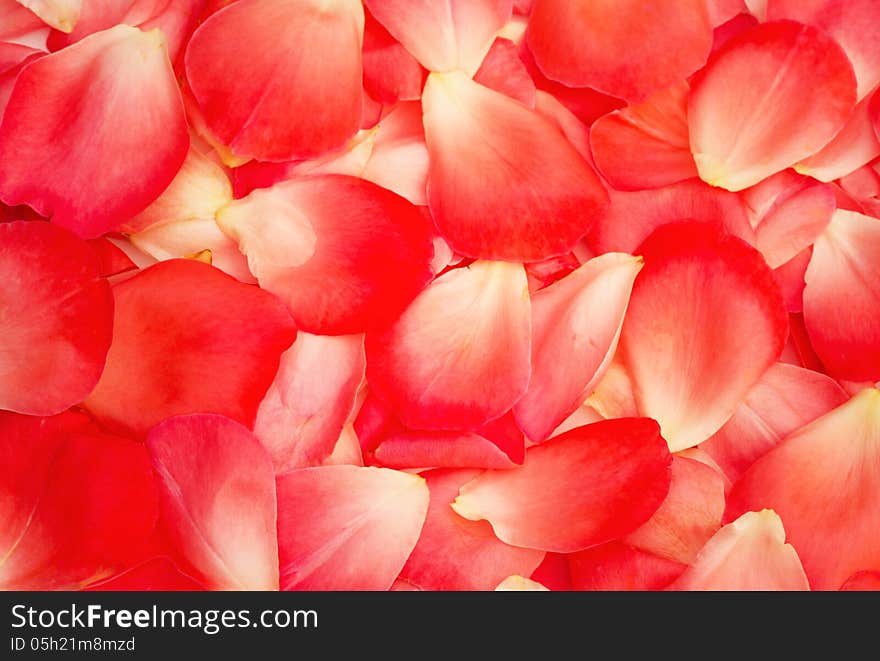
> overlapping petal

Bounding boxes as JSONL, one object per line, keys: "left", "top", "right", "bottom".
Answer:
{"left": 0, "top": 411, "right": 158, "bottom": 590}
{"left": 147, "top": 414, "right": 279, "bottom": 590}
{"left": 0, "top": 25, "right": 189, "bottom": 238}
{"left": 727, "top": 389, "right": 880, "bottom": 589}
{"left": 0, "top": 221, "right": 113, "bottom": 415}
{"left": 527, "top": 0, "right": 713, "bottom": 102}
{"left": 803, "top": 209, "right": 880, "bottom": 381}
{"left": 85, "top": 259, "right": 296, "bottom": 436}
{"left": 619, "top": 221, "right": 788, "bottom": 450}
{"left": 217, "top": 175, "right": 434, "bottom": 335}
{"left": 688, "top": 21, "right": 857, "bottom": 191}
{"left": 276, "top": 466, "right": 429, "bottom": 590}
{"left": 366, "top": 260, "right": 531, "bottom": 430}
{"left": 451, "top": 419, "right": 672, "bottom": 552}
{"left": 422, "top": 70, "right": 608, "bottom": 261}
{"left": 185, "top": 0, "right": 364, "bottom": 162}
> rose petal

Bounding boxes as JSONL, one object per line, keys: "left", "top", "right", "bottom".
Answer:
{"left": 619, "top": 221, "right": 788, "bottom": 450}
{"left": 702, "top": 363, "right": 848, "bottom": 482}
{"left": 185, "top": 0, "right": 364, "bottom": 161}
{"left": 0, "top": 25, "right": 189, "bottom": 238}
{"left": 588, "top": 178, "right": 753, "bottom": 255}
{"left": 803, "top": 209, "right": 880, "bottom": 381}
{"left": 0, "top": 411, "right": 158, "bottom": 589}
{"left": 85, "top": 259, "right": 296, "bottom": 437}
{"left": 767, "top": 0, "right": 880, "bottom": 100}
{"left": 527, "top": 0, "right": 713, "bottom": 102}
{"left": 451, "top": 418, "right": 672, "bottom": 553}
{"left": 363, "top": 0, "right": 512, "bottom": 76}
{"left": 0, "top": 221, "right": 113, "bottom": 415}
{"left": 398, "top": 468, "right": 544, "bottom": 591}
{"left": 365, "top": 261, "right": 531, "bottom": 431}
{"left": 669, "top": 510, "right": 809, "bottom": 590}
{"left": 277, "top": 466, "right": 429, "bottom": 590}
{"left": 217, "top": 175, "right": 434, "bottom": 335}
{"left": 255, "top": 333, "right": 365, "bottom": 473}
{"left": 624, "top": 456, "right": 726, "bottom": 565}
{"left": 590, "top": 81, "right": 698, "bottom": 191}
{"left": 513, "top": 253, "right": 642, "bottom": 442}
{"left": 569, "top": 542, "right": 685, "bottom": 591}
{"left": 147, "top": 414, "right": 279, "bottom": 590}
{"left": 688, "top": 20, "right": 856, "bottom": 191}
{"left": 726, "top": 389, "right": 880, "bottom": 590}
{"left": 741, "top": 169, "right": 835, "bottom": 268}
{"left": 422, "top": 70, "right": 608, "bottom": 261}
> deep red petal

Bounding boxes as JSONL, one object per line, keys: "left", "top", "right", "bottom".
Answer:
{"left": 0, "top": 221, "right": 113, "bottom": 415}
{"left": 569, "top": 542, "right": 685, "bottom": 591}
{"left": 0, "top": 411, "right": 158, "bottom": 589}
{"left": 217, "top": 175, "right": 434, "bottom": 334}
{"left": 85, "top": 259, "right": 296, "bottom": 437}
{"left": 451, "top": 419, "right": 672, "bottom": 553}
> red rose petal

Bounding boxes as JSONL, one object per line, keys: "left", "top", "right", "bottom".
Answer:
{"left": 422, "top": 70, "right": 608, "bottom": 261}
{"left": 741, "top": 169, "right": 835, "bottom": 269}
{"left": 726, "top": 389, "right": 880, "bottom": 590}
{"left": 688, "top": 20, "right": 856, "bottom": 191}
{"left": 473, "top": 37, "right": 536, "bottom": 107}
{"left": 803, "top": 209, "right": 880, "bottom": 381}
{"left": 527, "top": 0, "right": 713, "bottom": 102}
{"left": 148, "top": 414, "right": 279, "bottom": 590}
{"left": 590, "top": 81, "right": 698, "bottom": 191}
{"left": 588, "top": 178, "right": 753, "bottom": 255}
{"left": 569, "top": 542, "right": 685, "bottom": 591}
{"left": 767, "top": 0, "right": 880, "bottom": 100}
{"left": 217, "top": 175, "right": 434, "bottom": 335}
{"left": 185, "top": 0, "right": 364, "bottom": 162}
{"left": 0, "top": 221, "right": 113, "bottom": 415}
{"left": 0, "top": 411, "right": 158, "bottom": 589}
{"left": 365, "top": 260, "right": 531, "bottom": 431}
{"left": 85, "top": 259, "right": 296, "bottom": 437}
{"left": 451, "top": 418, "right": 672, "bottom": 553}
{"left": 399, "top": 468, "right": 544, "bottom": 591}
{"left": 276, "top": 465, "right": 429, "bottom": 590}
{"left": 0, "top": 25, "right": 189, "bottom": 238}
{"left": 362, "top": 6, "right": 425, "bottom": 105}
{"left": 619, "top": 221, "right": 788, "bottom": 450}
